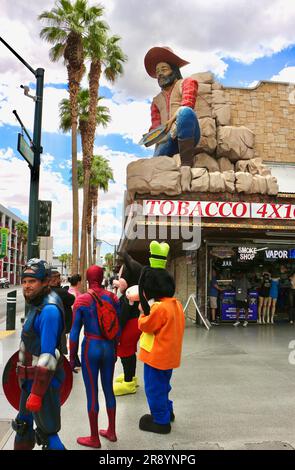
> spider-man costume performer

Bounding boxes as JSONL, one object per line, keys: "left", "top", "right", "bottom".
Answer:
{"left": 69, "top": 265, "right": 121, "bottom": 448}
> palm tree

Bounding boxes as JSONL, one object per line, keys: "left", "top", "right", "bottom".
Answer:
{"left": 104, "top": 252, "right": 114, "bottom": 276}
{"left": 79, "top": 24, "right": 127, "bottom": 280}
{"left": 59, "top": 89, "right": 111, "bottom": 134}
{"left": 58, "top": 253, "right": 68, "bottom": 276}
{"left": 75, "top": 157, "right": 114, "bottom": 267}
{"left": 89, "top": 157, "right": 114, "bottom": 265}
{"left": 39, "top": 0, "right": 106, "bottom": 274}
{"left": 59, "top": 89, "right": 111, "bottom": 268}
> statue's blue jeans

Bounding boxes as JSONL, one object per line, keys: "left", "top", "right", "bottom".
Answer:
{"left": 153, "top": 106, "right": 200, "bottom": 157}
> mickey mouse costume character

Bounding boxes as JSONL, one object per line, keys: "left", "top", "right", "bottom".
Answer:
{"left": 137, "top": 241, "right": 185, "bottom": 434}
{"left": 113, "top": 253, "right": 143, "bottom": 396}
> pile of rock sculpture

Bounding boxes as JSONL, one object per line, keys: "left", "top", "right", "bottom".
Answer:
{"left": 127, "top": 72, "right": 279, "bottom": 200}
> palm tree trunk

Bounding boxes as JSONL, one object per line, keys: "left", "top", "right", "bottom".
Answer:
{"left": 92, "top": 189, "right": 98, "bottom": 265}
{"left": 80, "top": 60, "right": 101, "bottom": 287}
{"left": 80, "top": 167, "right": 90, "bottom": 288}
{"left": 87, "top": 232, "right": 92, "bottom": 267}
{"left": 65, "top": 32, "right": 85, "bottom": 275}
{"left": 69, "top": 78, "right": 80, "bottom": 275}
{"left": 87, "top": 188, "right": 92, "bottom": 267}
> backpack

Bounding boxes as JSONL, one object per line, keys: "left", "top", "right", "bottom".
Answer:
{"left": 88, "top": 289, "right": 119, "bottom": 340}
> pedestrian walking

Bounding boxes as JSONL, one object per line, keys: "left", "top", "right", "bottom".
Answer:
{"left": 233, "top": 271, "right": 251, "bottom": 327}
{"left": 68, "top": 274, "right": 82, "bottom": 298}
{"left": 49, "top": 269, "right": 75, "bottom": 336}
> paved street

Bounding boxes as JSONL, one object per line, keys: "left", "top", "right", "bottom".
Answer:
{"left": 1, "top": 320, "right": 295, "bottom": 451}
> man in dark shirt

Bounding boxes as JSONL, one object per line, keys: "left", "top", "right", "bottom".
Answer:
{"left": 49, "top": 269, "right": 75, "bottom": 353}
{"left": 232, "top": 272, "right": 251, "bottom": 327}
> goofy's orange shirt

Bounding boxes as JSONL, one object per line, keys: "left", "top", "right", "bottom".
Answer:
{"left": 138, "top": 297, "right": 185, "bottom": 370}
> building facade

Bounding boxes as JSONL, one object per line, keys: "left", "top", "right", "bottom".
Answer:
{"left": 0, "top": 204, "right": 26, "bottom": 285}
{"left": 118, "top": 79, "right": 295, "bottom": 323}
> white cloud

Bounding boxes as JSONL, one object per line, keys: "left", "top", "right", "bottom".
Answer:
{"left": 2, "top": 0, "right": 295, "bottom": 103}
{"left": 0, "top": 81, "right": 68, "bottom": 133}
{"left": 0, "top": 146, "right": 73, "bottom": 254}
{"left": 271, "top": 66, "right": 295, "bottom": 83}
{"left": 247, "top": 80, "right": 259, "bottom": 88}
{"left": 104, "top": 0, "right": 295, "bottom": 99}
{"left": 0, "top": 143, "right": 141, "bottom": 255}
{"left": 96, "top": 98, "right": 151, "bottom": 143}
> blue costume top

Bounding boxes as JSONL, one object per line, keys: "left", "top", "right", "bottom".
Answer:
{"left": 21, "top": 291, "right": 64, "bottom": 359}
{"left": 270, "top": 279, "right": 279, "bottom": 299}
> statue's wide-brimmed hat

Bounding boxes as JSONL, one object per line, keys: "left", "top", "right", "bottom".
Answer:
{"left": 144, "top": 46, "right": 189, "bottom": 78}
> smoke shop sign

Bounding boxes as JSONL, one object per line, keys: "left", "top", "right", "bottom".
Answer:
{"left": 238, "top": 246, "right": 257, "bottom": 261}
{"left": 143, "top": 200, "right": 295, "bottom": 220}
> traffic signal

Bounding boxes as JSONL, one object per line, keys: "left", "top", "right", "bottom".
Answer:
{"left": 38, "top": 200, "right": 52, "bottom": 237}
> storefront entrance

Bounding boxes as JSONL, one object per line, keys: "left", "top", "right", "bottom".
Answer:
{"left": 206, "top": 239, "right": 295, "bottom": 324}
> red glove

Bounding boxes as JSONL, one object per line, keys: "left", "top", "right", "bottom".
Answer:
{"left": 26, "top": 393, "right": 42, "bottom": 412}
{"left": 27, "top": 366, "right": 55, "bottom": 412}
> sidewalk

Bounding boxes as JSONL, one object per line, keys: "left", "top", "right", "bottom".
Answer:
{"left": 1, "top": 319, "right": 295, "bottom": 450}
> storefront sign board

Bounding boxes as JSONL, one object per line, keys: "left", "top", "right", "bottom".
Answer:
{"left": 143, "top": 200, "right": 295, "bottom": 220}
{"left": 221, "top": 291, "right": 258, "bottom": 321}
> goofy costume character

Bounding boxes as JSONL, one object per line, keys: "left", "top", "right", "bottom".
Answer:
{"left": 12, "top": 260, "right": 67, "bottom": 450}
{"left": 113, "top": 253, "right": 143, "bottom": 396}
{"left": 69, "top": 265, "right": 120, "bottom": 448}
{"left": 138, "top": 241, "right": 185, "bottom": 434}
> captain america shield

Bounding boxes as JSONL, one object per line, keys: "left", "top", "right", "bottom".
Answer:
{"left": 2, "top": 351, "right": 73, "bottom": 411}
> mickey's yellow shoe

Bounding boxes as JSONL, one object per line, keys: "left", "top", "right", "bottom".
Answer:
{"left": 114, "top": 374, "right": 139, "bottom": 387}
{"left": 114, "top": 373, "right": 125, "bottom": 383}
{"left": 113, "top": 380, "right": 137, "bottom": 396}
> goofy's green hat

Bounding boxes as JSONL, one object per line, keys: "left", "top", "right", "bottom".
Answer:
{"left": 149, "top": 241, "right": 170, "bottom": 269}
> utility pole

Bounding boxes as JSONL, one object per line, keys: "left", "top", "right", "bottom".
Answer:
{"left": 0, "top": 37, "right": 44, "bottom": 260}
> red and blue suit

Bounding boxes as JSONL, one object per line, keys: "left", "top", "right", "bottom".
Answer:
{"left": 13, "top": 290, "right": 66, "bottom": 450}
{"left": 69, "top": 265, "right": 121, "bottom": 448}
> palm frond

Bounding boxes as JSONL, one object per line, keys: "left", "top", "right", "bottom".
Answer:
{"left": 49, "top": 43, "right": 66, "bottom": 62}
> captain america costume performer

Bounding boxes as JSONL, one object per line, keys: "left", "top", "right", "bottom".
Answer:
{"left": 69, "top": 265, "right": 121, "bottom": 448}
{"left": 12, "top": 259, "right": 67, "bottom": 450}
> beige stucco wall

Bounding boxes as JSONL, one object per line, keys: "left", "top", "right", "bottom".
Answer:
{"left": 169, "top": 256, "right": 196, "bottom": 320}
{"left": 224, "top": 81, "right": 295, "bottom": 163}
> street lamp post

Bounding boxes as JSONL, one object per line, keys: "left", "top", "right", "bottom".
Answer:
{"left": 0, "top": 37, "right": 44, "bottom": 260}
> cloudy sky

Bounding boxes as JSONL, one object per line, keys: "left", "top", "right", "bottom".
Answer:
{"left": 1, "top": 0, "right": 295, "bottom": 257}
